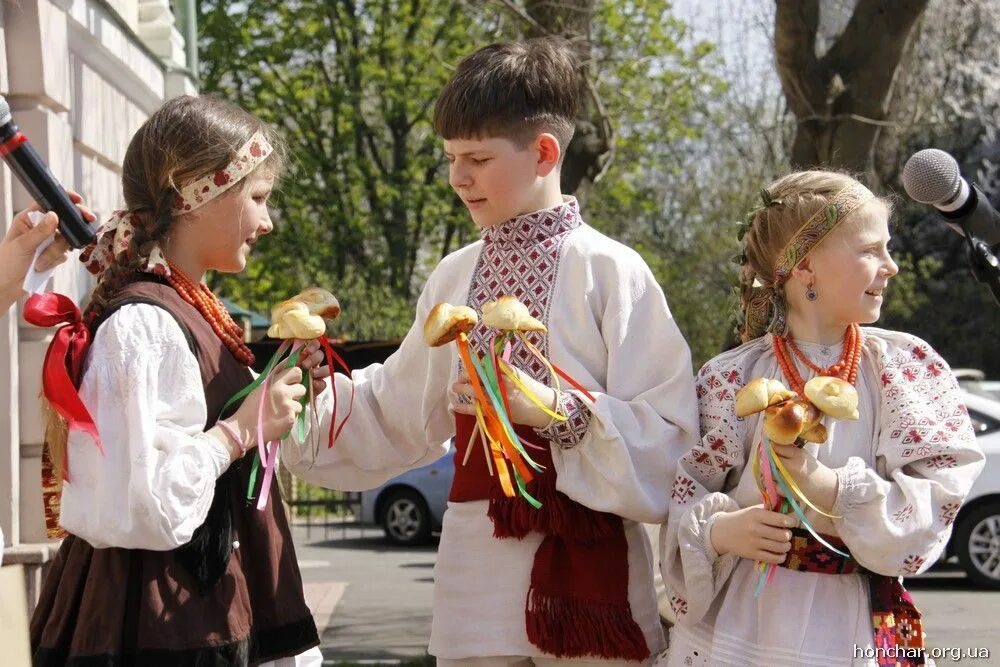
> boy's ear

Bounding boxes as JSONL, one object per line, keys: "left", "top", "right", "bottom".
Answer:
{"left": 534, "top": 133, "right": 561, "bottom": 177}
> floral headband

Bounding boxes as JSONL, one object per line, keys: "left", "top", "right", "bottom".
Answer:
{"left": 80, "top": 130, "right": 274, "bottom": 278}
{"left": 739, "top": 181, "right": 874, "bottom": 342}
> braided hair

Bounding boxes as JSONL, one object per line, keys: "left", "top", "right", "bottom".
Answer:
{"left": 82, "top": 95, "right": 285, "bottom": 327}
{"left": 736, "top": 171, "right": 889, "bottom": 342}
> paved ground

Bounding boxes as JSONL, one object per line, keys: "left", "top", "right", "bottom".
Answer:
{"left": 295, "top": 525, "right": 999, "bottom": 665}
{"left": 907, "top": 562, "right": 999, "bottom": 663}
{"left": 295, "top": 524, "right": 436, "bottom": 661}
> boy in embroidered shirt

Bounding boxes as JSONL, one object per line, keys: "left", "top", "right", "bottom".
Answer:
{"left": 288, "top": 38, "right": 698, "bottom": 664}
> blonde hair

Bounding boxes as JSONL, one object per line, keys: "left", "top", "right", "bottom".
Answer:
{"left": 738, "top": 170, "right": 890, "bottom": 342}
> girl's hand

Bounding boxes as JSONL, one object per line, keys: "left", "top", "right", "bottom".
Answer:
{"left": 770, "top": 443, "right": 839, "bottom": 512}
{"left": 451, "top": 362, "right": 557, "bottom": 429}
{"left": 297, "top": 339, "right": 330, "bottom": 394}
{"left": 710, "top": 504, "right": 798, "bottom": 564}
{"left": 232, "top": 366, "right": 307, "bottom": 443}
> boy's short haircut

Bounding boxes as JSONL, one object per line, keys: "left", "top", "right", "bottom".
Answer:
{"left": 433, "top": 37, "right": 579, "bottom": 155}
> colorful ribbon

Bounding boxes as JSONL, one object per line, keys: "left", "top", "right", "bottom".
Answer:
{"left": 318, "top": 335, "right": 355, "bottom": 447}
{"left": 753, "top": 436, "right": 847, "bottom": 596}
{"left": 457, "top": 333, "right": 541, "bottom": 505}
{"left": 219, "top": 335, "right": 353, "bottom": 510}
{"left": 453, "top": 329, "right": 597, "bottom": 507}
{"left": 23, "top": 293, "right": 103, "bottom": 479}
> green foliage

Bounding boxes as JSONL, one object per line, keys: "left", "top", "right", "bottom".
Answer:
{"left": 879, "top": 253, "right": 937, "bottom": 322}
{"left": 576, "top": 1, "right": 729, "bottom": 366}
{"left": 199, "top": 0, "right": 728, "bottom": 352}
{"left": 200, "top": 0, "right": 491, "bottom": 337}
{"left": 880, "top": 214, "right": 1000, "bottom": 376}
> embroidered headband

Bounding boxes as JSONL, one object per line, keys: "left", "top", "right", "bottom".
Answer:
{"left": 740, "top": 181, "right": 875, "bottom": 342}
{"left": 773, "top": 182, "right": 874, "bottom": 285}
{"left": 80, "top": 130, "right": 274, "bottom": 278}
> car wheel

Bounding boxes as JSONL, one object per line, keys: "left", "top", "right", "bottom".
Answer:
{"left": 955, "top": 502, "right": 1000, "bottom": 589}
{"left": 380, "top": 488, "right": 432, "bottom": 546}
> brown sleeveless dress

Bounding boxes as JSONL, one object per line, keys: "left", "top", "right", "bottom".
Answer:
{"left": 31, "top": 280, "right": 319, "bottom": 666}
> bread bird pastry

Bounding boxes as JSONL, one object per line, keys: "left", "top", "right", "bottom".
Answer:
{"left": 734, "top": 375, "right": 858, "bottom": 446}
{"left": 268, "top": 287, "right": 341, "bottom": 340}
{"left": 481, "top": 296, "right": 546, "bottom": 333}
{"left": 424, "top": 303, "right": 479, "bottom": 347}
{"left": 762, "top": 399, "right": 823, "bottom": 445}
{"left": 734, "top": 378, "right": 797, "bottom": 418}
{"left": 804, "top": 376, "right": 860, "bottom": 421}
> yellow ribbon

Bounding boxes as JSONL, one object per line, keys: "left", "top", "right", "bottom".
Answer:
{"left": 769, "top": 443, "right": 842, "bottom": 519}
{"left": 515, "top": 332, "right": 566, "bottom": 395}
{"left": 499, "top": 360, "right": 567, "bottom": 422}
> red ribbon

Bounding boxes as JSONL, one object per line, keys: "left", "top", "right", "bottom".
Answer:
{"left": 318, "top": 335, "right": 355, "bottom": 448}
{"left": 23, "top": 293, "right": 103, "bottom": 476}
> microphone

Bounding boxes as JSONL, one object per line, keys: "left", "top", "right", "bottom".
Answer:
{"left": 903, "top": 148, "right": 1000, "bottom": 307}
{"left": 0, "top": 94, "right": 95, "bottom": 249}
{"left": 902, "top": 148, "right": 1000, "bottom": 246}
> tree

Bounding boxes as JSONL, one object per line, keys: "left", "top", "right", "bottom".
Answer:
{"left": 200, "top": 0, "right": 723, "bottom": 347}
{"left": 774, "top": 0, "right": 929, "bottom": 171}
{"left": 491, "top": 1, "right": 730, "bottom": 363}
{"left": 199, "top": 0, "right": 496, "bottom": 336}
{"left": 872, "top": 0, "right": 1000, "bottom": 376}
{"left": 521, "top": 0, "right": 608, "bottom": 194}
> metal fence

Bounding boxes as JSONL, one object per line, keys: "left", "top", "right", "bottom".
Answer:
{"left": 285, "top": 471, "right": 368, "bottom": 541}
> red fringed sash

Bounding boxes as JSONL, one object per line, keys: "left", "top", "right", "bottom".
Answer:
{"left": 452, "top": 413, "right": 649, "bottom": 659}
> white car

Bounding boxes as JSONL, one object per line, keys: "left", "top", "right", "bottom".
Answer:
{"left": 948, "top": 389, "right": 1000, "bottom": 588}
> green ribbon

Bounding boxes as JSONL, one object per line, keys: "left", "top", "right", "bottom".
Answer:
{"left": 464, "top": 340, "right": 543, "bottom": 507}
{"left": 218, "top": 340, "right": 313, "bottom": 503}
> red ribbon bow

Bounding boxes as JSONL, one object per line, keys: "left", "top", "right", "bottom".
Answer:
{"left": 23, "top": 293, "right": 102, "bottom": 478}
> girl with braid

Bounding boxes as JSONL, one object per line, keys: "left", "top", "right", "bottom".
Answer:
{"left": 28, "top": 95, "right": 323, "bottom": 666}
{"left": 659, "top": 171, "right": 983, "bottom": 666}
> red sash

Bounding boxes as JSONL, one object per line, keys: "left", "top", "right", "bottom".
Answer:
{"left": 451, "top": 413, "right": 649, "bottom": 659}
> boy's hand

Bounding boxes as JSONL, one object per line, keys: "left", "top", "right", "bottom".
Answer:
{"left": 452, "top": 361, "right": 558, "bottom": 429}
{"left": 770, "top": 443, "right": 839, "bottom": 512}
{"left": 297, "top": 339, "right": 332, "bottom": 395}
{"left": 710, "top": 504, "right": 798, "bottom": 564}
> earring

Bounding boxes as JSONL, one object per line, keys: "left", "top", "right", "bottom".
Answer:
{"left": 806, "top": 282, "right": 818, "bottom": 302}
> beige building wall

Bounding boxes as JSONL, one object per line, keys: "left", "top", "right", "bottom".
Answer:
{"left": 0, "top": 0, "right": 195, "bottom": 563}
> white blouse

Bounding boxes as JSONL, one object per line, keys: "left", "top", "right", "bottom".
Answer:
{"left": 61, "top": 304, "right": 231, "bottom": 550}
{"left": 660, "top": 328, "right": 985, "bottom": 666}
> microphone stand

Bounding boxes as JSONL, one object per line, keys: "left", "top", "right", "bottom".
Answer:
{"left": 959, "top": 222, "right": 1000, "bottom": 308}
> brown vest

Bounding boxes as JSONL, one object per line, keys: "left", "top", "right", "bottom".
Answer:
{"left": 31, "top": 280, "right": 318, "bottom": 666}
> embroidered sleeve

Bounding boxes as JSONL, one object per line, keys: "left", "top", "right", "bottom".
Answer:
{"left": 660, "top": 358, "right": 747, "bottom": 625}
{"left": 832, "top": 336, "right": 984, "bottom": 576}
{"left": 535, "top": 391, "right": 592, "bottom": 449}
